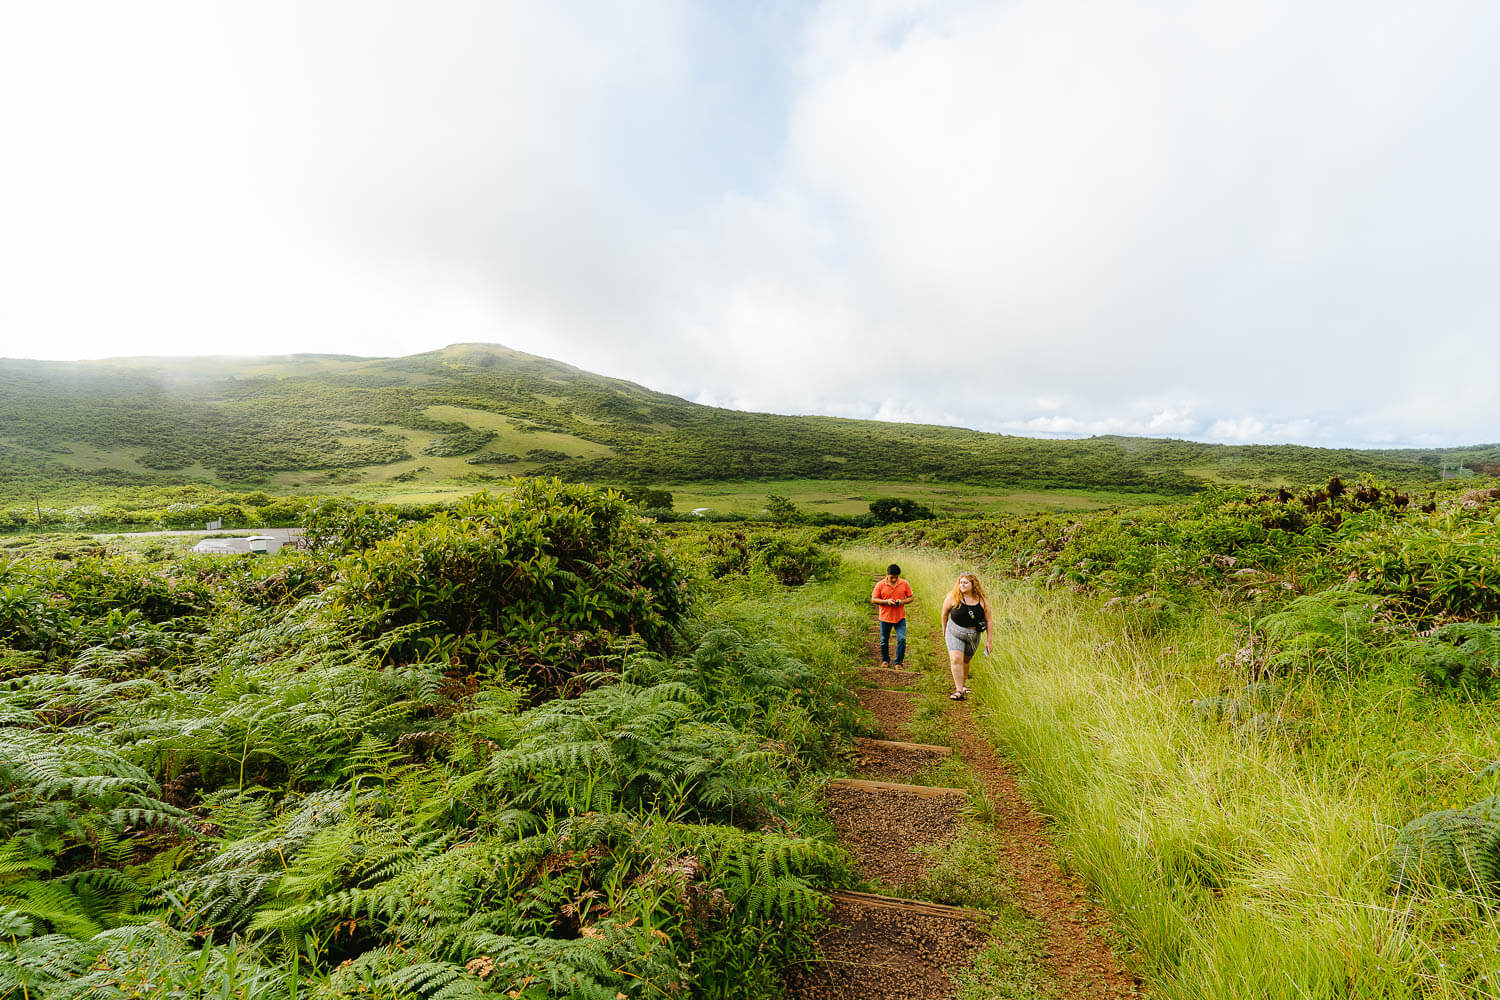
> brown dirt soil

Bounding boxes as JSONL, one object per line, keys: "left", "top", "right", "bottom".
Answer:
{"left": 822, "top": 781, "right": 966, "bottom": 892}
{"left": 855, "top": 687, "right": 920, "bottom": 738}
{"left": 785, "top": 893, "right": 991, "bottom": 1000}
{"left": 859, "top": 666, "right": 923, "bottom": 689}
{"left": 852, "top": 737, "right": 952, "bottom": 782}
{"left": 790, "top": 613, "right": 1138, "bottom": 1000}
{"left": 937, "top": 661, "right": 1140, "bottom": 998}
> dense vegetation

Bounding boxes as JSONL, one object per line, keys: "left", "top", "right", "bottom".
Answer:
{"left": 0, "top": 481, "right": 929, "bottom": 536}
{"left": 878, "top": 476, "right": 1500, "bottom": 997}
{"left": 4, "top": 344, "right": 1497, "bottom": 503}
{"left": 0, "top": 480, "right": 867, "bottom": 999}
{"left": 876, "top": 476, "right": 1500, "bottom": 624}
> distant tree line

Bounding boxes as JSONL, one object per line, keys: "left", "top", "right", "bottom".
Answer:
{"left": 3, "top": 352, "right": 1497, "bottom": 503}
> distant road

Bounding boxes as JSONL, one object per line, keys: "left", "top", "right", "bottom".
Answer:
{"left": 94, "top": 527, "right": 303, "bottom": 555}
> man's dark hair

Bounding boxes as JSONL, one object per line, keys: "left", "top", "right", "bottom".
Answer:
{"left": 887, "top": 563, "right": 901, "bottom": 576}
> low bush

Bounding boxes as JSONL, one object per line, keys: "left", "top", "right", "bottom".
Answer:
{"left": 703, "top": 530, "right": 752, "bottom": 578}
{"left": 421, "top": 426, "right": 496, "bottom": 456}
{"left": 331, "top": 479, "right": 689, "bottom": 682}
{"left": 759, "top": 538, "right": 840, "bottom": 587}
{"left": 869, "top": 496, "right": 935, "bottom": 524}
{"left": 300, "top": 498, "right": 404, "bottom": 555}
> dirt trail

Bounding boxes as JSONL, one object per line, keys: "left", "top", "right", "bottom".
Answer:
{"left": 934, "top": 665, "right": 1139, "bottom": 998}
{"left": 852, "top": 687, "right": 920, "bottom": 737}
{"left": 785, "top": 618, "right": 1139, "bottom": 1000}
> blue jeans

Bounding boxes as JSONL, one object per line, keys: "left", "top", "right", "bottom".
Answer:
{"left": 879, "top": 619, "right": 907, "bottom": 666}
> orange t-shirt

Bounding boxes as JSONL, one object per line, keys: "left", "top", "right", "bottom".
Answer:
{"left": 872, "top": 579, "right": 913, "bottom": 623}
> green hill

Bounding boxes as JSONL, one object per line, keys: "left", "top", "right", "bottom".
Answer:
{"left": 1, "top": 343, "right": 1494, "bottom": 504}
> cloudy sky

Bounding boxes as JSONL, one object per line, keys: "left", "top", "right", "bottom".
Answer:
{"left": 2, "top": 1, "right": 1498, "bottom": 448}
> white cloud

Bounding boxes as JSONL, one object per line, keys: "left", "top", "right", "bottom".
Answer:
{"left": 2, "top": 1, "right": 1498, "bottom": 448}
{"left": 681, "top": 0, "right": 1500, "bottom": 446}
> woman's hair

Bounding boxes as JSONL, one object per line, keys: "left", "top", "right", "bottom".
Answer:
{"left": 947, "top": 571, "right": 987, "bottom": 610}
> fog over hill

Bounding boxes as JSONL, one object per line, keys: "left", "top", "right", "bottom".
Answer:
{"left": 1, "top": 344, "right": 1496, "bottom": 501}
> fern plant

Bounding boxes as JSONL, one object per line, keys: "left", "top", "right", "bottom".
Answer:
{"left": 1393, "top": 797, "right": 1500, "bottom": 898}
{"left": 484, "top": 681, "right": 788, "bottom": 825}
{"left": 1257, "top": 586, "right": 1383, "bottom": 675}
{"left": 0, "top": 727, "right": 193, "bottom": 866}
{"left": 0, "top": 920, "right": 287, "bottom": 1000}
{"left": 1400, "top": 622, "right": 1500, "bottom": 693}
{"left": 2, "top": 490, "right": 868, "bottom": 1000}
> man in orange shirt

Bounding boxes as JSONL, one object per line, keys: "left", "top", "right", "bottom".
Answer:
{"left": 870, "top": 563, "right": 915, "bottom": 668}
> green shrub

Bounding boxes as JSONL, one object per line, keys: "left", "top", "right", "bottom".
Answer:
{"left": 703, "top": 530, "right": 752, "bottom": 578}
{"left": 466, "top": 451, "right": 521, "bottom": 465}
{"left": 758, "top": 539, "right": 839, "bottom": 587}
{"left": 301, "top": 499, "right": 403, "bottom": 555}
{"left": 617, "top": 487, "right": 673, "bottom": 510}
{"left": 0, "top": 556, "right": 213, "bottom": 657}
{"left": 1337, "top": 509, "right": 1500, "bottom": 619}
{"left": 763, "top": 495, "right": 803, "bottom": 525}
{"left": 524, "top": 448, "right": 570, "bottom": 462}
{"left": 420, "top": 426, "right": 495, "bottom": 457}
{"left": 331, "top": 480, "right": 688, "bottom": 679}
{"left": 815, "top": 525, "right": 866, "bottom": 544}
{"left": 869, "top": 497, "right": 935, "bottom": 524}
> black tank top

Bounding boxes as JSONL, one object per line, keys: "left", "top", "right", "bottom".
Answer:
{"left": 950, "top": 601, "right": 985, "bottom": 630}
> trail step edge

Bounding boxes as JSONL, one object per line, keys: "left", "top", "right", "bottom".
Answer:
{"left": 828, "top": 777, "right": 969, "bottom": 798}
{"left": 854, "top": 737, "right": 954, "bottom": 757}
{"left": 826, "top": 889, "right": 989, "bottom": 923}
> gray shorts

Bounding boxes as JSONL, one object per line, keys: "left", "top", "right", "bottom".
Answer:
{"left": 945, "top": 619, "right": 981, "bottom": 657}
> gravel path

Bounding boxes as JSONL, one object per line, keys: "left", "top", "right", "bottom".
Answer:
{"left": 785, "top": 893, "right": 990, "bottom": 1000}
{"left": 851, "top": 737, "right": 952, "bottom": 782}
{"left": 822, "top": 781, "right": 965, "bottom": 892}
{"left": 854, "top": 687, "right": 919, "bottom": 739}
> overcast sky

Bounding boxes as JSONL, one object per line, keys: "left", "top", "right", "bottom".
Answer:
{"left": 2, "top": 1, "right": 1498, "bottom": 448}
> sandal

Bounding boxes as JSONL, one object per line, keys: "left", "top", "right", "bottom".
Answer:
{"left": 949, "top": 690, "right": 966, "bottom": 700}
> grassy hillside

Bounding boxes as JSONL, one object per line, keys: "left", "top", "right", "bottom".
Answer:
{"left": 2, "top": 343, "right": 1495, "bottom": 505}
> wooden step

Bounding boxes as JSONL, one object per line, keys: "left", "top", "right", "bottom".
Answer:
{"left": 827, "top": 889, "right": 987, "bottom": 922}
{"left": 786, "top": 889, "right": 992, "bottom": 998}
{"left": 855, "top": 737, "right": 952, "bottom": 757}
{"left": 828, "top": 777, "right": 968, "bottom": 798}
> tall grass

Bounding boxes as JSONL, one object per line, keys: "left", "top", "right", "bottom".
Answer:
{"left": 851, "top": 548, "right": 1500, "bottom": 998}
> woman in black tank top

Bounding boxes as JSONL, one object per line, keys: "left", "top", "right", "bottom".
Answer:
{"left": 949, "top": 599, "right": 986, "bottom": 630}
{"left": 940, "top": 572, "right": 992, "bottom": 700}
